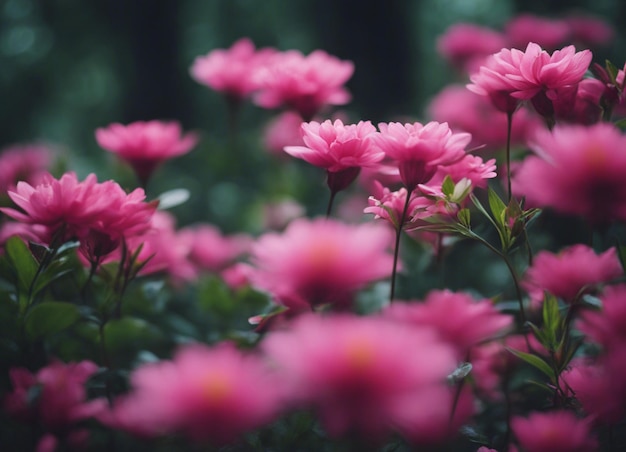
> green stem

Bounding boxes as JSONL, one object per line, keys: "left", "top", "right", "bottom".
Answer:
{"left": 390, "top": 192, "right": 412, "bottom": 302}
{"left": 326, "top": 189, "right": 337, "bottom": 218}
{"left": 505, "top": 111, "right": 513, "bottom": 202}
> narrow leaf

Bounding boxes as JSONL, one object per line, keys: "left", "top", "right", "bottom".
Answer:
{"left": 506, "top": 347, "right": 555, "bottom": 381}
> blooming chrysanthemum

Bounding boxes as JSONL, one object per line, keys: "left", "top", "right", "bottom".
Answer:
{"left": 373, "top": 121, "right": 470, "bottom": 191}
{"left": 0, "top": 143, "right": 53, "bottom": 195}
{"left": 0, "top": 172, "right": 156, "bottom": 252}
{"left": 95, "top": 120, "right": 198, "bottom": 186}
{"left": 262, "top": 313, "right": 457, "bottom": 441}
{"left": 522, "top": 245, "right": 622, "bottom": 304}
{"left": 511, "top": 410, "right": 598, "bottom": 452}
{"left": 103, "top": 343, "right": 283, "bottom": 445}
{"left": 254, "top": 49, "right": 354, "bottom": 120}
{"left": 382, "top": 289, "right": 513, "bottom": 357}
{"left": 436, "top": 23, "right": 507, "bottom": 73}
{"left": 512, "top": 123, "right": 626, "bottom": 226}
{"left": 364, "top": 181, "right": 431, "bottom": 229}
{"left": 189, "top": 37, "right": 276, "bottom": 100}
{"left": 249, "top": 218, "right": 394, "bottom": 310}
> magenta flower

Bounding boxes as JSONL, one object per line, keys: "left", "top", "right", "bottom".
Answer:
{"left": 103, "top": 342, "right": 283, "bottom": 445}
{"left": 179, "top": 224, "right": 250, "bottom": 273}
{"left": 95, "top": 120, "right": 198, "bottom": 186}
{"left": 0, "top": 172, "right": 156, "bottom": 251}
{"left": 189, "top": 37, "right": 276, "bottom": 100}
{"left": 436, "top": 23, "right": 507, "bottom": 73}
{"left": 254, "top": 49, "right": 354, "bottom": 120}
{"left": 566, "top": 15, "right": 615, "bottom": 48}
{"left": 522, "top": 245, "right": 622, "bottom": 304}
{"left": 373, "top": 121, "right": 470, "bottom": 191}
{"left": 505, "top": 14, "right": 570, "bottom": 51}
{"left": 511, "top": 410, "right": 598, "bottom": 452}
{"left": 249, "top": 218, "right": 394, "bottom": 311}
{"left": 0, "top": 143, "right": 53, "bottom": 195}
{"left": 512, "top": 123, "right": 626, "bottom": 226}
{"left": 578, "top": 284, "right": 626, "bottom": 350}
{"left": 382, "top": 289, "right": 513, "bottom": 357}
{"left": 285, "top": 119, "right": 385, "bottom": 195}
{"left": 551, "top": 78, "right": 605, "bottom": 125}
{"left": 262, "top": 313, "right": 457, "bottom": 441}
{"left": 364, "top": 181, "right": 431, "bottom": 229}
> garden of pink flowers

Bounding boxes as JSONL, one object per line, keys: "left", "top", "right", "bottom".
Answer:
{"left": 2, "top": 3, "right": 626, "bottom": 452}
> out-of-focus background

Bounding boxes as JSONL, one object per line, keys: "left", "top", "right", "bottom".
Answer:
{"left": 0, "top": 0, "right": 623, "bottom": 232}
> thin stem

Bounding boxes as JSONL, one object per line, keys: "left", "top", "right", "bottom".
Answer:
{"left": 505, "top": 111, "right": 513, "bottom": 202}
{"left": 390, "top": 192, "right": 412, "bottom": 302}
{"left": 326, "top": 189, "right": 337, "bottom": 218}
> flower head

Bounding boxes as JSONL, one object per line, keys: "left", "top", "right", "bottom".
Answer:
{"left": 95, "top": 120, "right": 198, "bottom": 186}
{"left": 103, "top": 343, "right": 283, "bottom": 445}
{"left": 0, "top": 143, "right": 53, "bottom": 195}
{"left": 512, "top": 123, "right": 626, "bottom": 226}
{"left": 249, "top": 218, "right": 394, "bottom": 310}
{"left": 436, "top": 23, "right": 507, "bottom": 73}
{"left": 179, "top": 224, "right": 250, "bottom": 273}
{"left": 373, "top": 121, "right": 470, "bottom": 191}
{"left": 190, "top": 37, "right": 276, "bottom": 100}
{"left": 505, "top": 14, "right": 570, "bottom": 51}
{"left": 254, "top": 50, "right": 354, "bottom": 120}
{"left": 578, "top": 284, "right": 626, "bottom": 349}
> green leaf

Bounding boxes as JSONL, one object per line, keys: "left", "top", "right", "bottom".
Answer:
{"left": 470, "top": 193, "right": 498, "bottom": 230}
{"left": 542, "top": 293, "right": 561, "bottom": 348}
{"left": 103, "top": 317, "right": 163, "bottom": 352}
{"left": 457, "top": 208, "right": 471, "bottom": 228}
{"left": 614, "top": 117, "right": 626, "bottom": 131}
{"left": 441, "top": 175, "right": 455, "bottom": 197}
{"left": 606, "top": 59, "right": 619, "bottom": 84}
{"left": 506, "top": 347, "right": 555, "bottom": 381}
{"left": 4, "top": 236, "right": 39, "bottom": 295}
{"left": 487, "top": 187, "right": 507, "bottom": 227}
{"left": 24, "top": 301, "right": 81, "bottom": 340}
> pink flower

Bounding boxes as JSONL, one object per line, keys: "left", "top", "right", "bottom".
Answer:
{"left": 382, "top": 289, "right": 513, "bottom": 357}
{"left": 578, "top": 284, "right": 626, "bottom": 349}
{"left": 373, "top": 121, "right": 470, "bottom": 191}
{"left": 4, "top": 361, "right": 105, "bottom": 447}
{"left": 249, "top": 218, "right": 394, "bottom": 310}
{"left": 511, "top": 410, "right": 598, "bottom": 452}
{"left": 505, "top": 14, "right": 570, "bottom": 51}
{"left": 189, "top": 37, "right": 276, "bottom": 100}
{"left": 552, "top": 78, "right": 605, "bottom": 125}
{"left": 566, "top": 15, "right": 615, "bottom": 48}
{"left": 0, "top": 143, "right": 53, "bottom": 195}
{"left": 429, "top": 153, "right": 497, "bottom": 190}
{"left": 0, "top": 172, "right": 156, "bottom": 251}
{"left": 512, "top": 123, "right": 626, "bottom": 226}
{"left": 262, "top": 111, "right": 306, "bottom": 157}
{"left": 428, "top": 84, "right": 543, "bottom": 152}
{"left": 262, "top": 313, "right": 457, "bottom": 441}
{"left": 95, "top": 120, "right": 198, "bottom": 186}
{"left": 364, "top": 181, "right": 431, "bottom": 229}
{"left": 522, "top": 245, "right": 622, "bottom": 303}
{"left": 285, "top": 119, "right": 385, "bottom": 193}
{"left": 254, "top": 49, "right": 354, "bottom": 120}
{"left": 436, "top": 23, "right": 507, "bottom": 73}
{"left": 179, "top": 224, "right": 250, "bottom": 273}
{"left": 104, "top": 342, "right": 283, "bottom": 445}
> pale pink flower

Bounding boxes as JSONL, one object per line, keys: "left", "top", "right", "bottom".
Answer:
{"left": 95, "top": 120, "right": 198, "bottom": 186}
{"left": 436, "top": 23, "right": 507, "bottom": 73}
{"left": 254, "top": 49, "right": 354, "bottom": 120}
{"left": 428, "top": 84, "right": 543, "bottom": 152}
{"left": 512, "top": 123, "right": 626, "bottom": 226}
{"left": 578, "top": 284, "right": 626, "bottom": 349}
{"left": 382, "top": 289, "right": 513, "bottom": 357}
{"left": 249, "top": 218, "right": 394, "bottom": 310}
{"left": 566, "top": 15, "right": 615, "bottom": 48}
{"left": 103, "top": 342, "right": 283, "bottom": 445}
{"left": 0, "top": 221, "right": 46, "bottom": 251}
{"left": 179, "top": 224, "right": 250, "bottom": 273}
{"left": 190, "top": 37, "right": 276, "bottom": 99}
{"left": 4, "top": 361, "right": 105, "bottom": 450}
{"left": 0, "top": 172, "right": 155, "bottom": 251}
{"left": 429, "top": 153, "right": 497, "bottom": 190}
{"left": 373, "top": 121, "right": 470, "bottom": 191}
{"left": 0, "top": 143, "right": 53, "bottom": 194}
{"left": 364, "top": 181, "right": 431, "bottom": 229}
{"left": 260, "top": 198, "right": 305, "bottom": 231}
{"left": 522, "top": 245, "right": 622, "bottom": 304}
{"left": 511, "top": 410, "right": 598, "bottom": 452}
{"left": 505, "top": 14, "right": 570, "bottom": 51}
{"left": 262, "top": 313, "right": 457, "bottom": 441}
{"left": 262, "top": 111, "right": 306, "bottom": 157}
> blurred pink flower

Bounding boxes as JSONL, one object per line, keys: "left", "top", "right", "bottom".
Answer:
{"left": 190, "top": 37, "right": 276, "bottom": 100}
{"left": 254, "top": 49, "right": 354, "bottom": 120}
{"left": 522, "top": 245, "right": 622, "bottom": 304}
{"left": 382, "top": 289, "right": 513, "bottom": 357}
{"left": 103, "top": 342, "right": 283, "bottom": 445}
{"left": 95, "top": 120, "right": 198, "bottom": 186}
{"left": 436, "top": 23, "right": 507, "bottom": 73}
{"left": 249, "top": 218, "right": 394, "bottom": 310}
{"left": 262, "top": 313, "right": 457, "bottom": 441}
{"left": 552, "top": 78, "right": 605, "bottom": 125}
{"left": 373, "top": 121, "right": 470, "bottom": 191}
{"left": 0, "top": 172, "right": 156, "bottom": 252}
{"left": 179, "top": 224, "right": 250, "bottom": 273}
{"left": 4, "top": 361, "right": 105, "bottom": 450}
{"left": 511, "top": 410, "right": 598, "bottom": 452}
{"left": 262, "top": 111, "right": 306, "bottom": 157}
{"left": 566, "top": 15, "right": 615, "bottom": 48}
{"left": 285, "top": 119, "right": 385, "bottom": 193}
{"left": 578, "top": 284, "right": 626, "bottom": 350}
{"left": 0, "top": 143, "right": 53, "bottom": 195}
{"left": 512, "top": 123, "right": 626, "bottom": 226}
{"left": 259, "top": 198, "right": 305, "bottom": 231}
{"left": 428, "top": 84, "right": 543, "bottom": 152}
{"left": 505, "top": 14, "right": 570, "bottom": 51}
